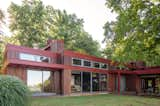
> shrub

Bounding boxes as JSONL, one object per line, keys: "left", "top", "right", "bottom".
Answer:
{"left": 0, "top": 75, "right": 30, "bottom": 106}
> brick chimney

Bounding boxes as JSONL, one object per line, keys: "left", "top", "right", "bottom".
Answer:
{"left": 47, "top": 39, "right": 64, "bottom": 53}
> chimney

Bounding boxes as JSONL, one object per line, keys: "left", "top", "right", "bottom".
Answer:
{"left": 47, "top": 39, "right": 64, "bottom": 53}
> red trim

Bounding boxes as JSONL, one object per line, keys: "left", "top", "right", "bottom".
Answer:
{"left": 64, "top": 50, "right": 111, "bottom": 64}
{"left": 135, "top": 69, "right": 160, "bottom": 75}
{"left": 7, "top": 58, "right": 108, "bottom": 74}
{"left": 6, "top": 44, "right": 58, "bottom": 58}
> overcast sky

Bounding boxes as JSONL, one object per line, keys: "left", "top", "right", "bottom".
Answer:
{"left": 0, "top": 0, "right": 117, "bottom": 48}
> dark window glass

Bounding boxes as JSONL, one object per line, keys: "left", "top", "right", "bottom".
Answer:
{"left": 38, "top": 56, "right": 50, "bottom": 62}
{"left": 101, "top": 63, "right": 108, "bottom": 69}
{"left": 93, "top": 62, "right": 100, "bottom": 68}
{"left": 83, "top": 60, "right": 91, "bottom": 67}
{"left": 72, "top": 58, "right": 82, "bottom": 66}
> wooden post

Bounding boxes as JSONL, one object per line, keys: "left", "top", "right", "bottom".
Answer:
{"left": 118, "top": 72, "right": 121, "bottom": 95}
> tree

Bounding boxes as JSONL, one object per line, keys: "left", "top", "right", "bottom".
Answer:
{"left": 8, "top": 0, "right": 101, "bottom": 57}
{"left": 0, "top": 9, "right": 5, "bottom": 69}
{"left": 104, "top": 0, "right": 160, "bottom": 66}
{"left": 0, "top": 9, "right": 4, "bottom": 22}
{"left": 8, "top": 0, "right": 48, "bottom": 47}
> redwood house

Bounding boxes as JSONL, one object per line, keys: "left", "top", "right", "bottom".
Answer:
{"left": 2, "top": 40, "right": 160, "bottom": 96}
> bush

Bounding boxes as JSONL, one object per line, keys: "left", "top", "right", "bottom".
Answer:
{"left": 0, "top": 75, "right": 30, "bottom": 106}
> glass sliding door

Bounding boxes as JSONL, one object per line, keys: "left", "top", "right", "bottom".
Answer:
{"left": 43, "top": 71, "right": 53, "bottom": 92}
{"left": 27, "top": 70, "right": 53, "bottom": 93}
{"left": 70, "top": 71, "right": 108, "bottom": 93}
{"left": 92, "top": 73, "right": 100, "bottom": 91}
{"left": 71, "top": 71, "right": 81, "bottom": 93}
{"left": 100, "top": 74, "right": 107, "bottom": 91}
{"left": 82, "top": 72, "right": 91, "bottom": 92}
{"left": 27, "top": 70, "right": 42, "bottom": 93}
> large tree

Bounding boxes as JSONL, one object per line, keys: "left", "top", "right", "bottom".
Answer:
{"left": 0, "top": 9, "right": 5, "bottom": 69}
{"left": 104, "top": 0, "right": 160, "bottom": 66}
{"left": 8, "top": 0, "right": 101, "bottom": 57}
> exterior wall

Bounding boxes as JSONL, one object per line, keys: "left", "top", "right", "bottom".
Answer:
{"left": 135, "top": 75, "right": 141, "bottom": 94}
{"left": 126, "top": 75, "right": 136, "bottom": 91}
{"left": 61, "top": 69, "right": 71, "bottom": 95}
{"left": 64, "top": 55, "right": 72, "bottom": 65}
{"left": 6, "top": 66, "right": 27, "bottom": 84}
{"left": 53, "top": 71, "right": 61, "bottom": 94}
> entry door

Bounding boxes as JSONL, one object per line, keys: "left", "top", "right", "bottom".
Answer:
{"left": 82, "top": 72, "right": 91, "bottom": 92}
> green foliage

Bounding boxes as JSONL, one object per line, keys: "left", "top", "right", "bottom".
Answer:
{"left": 8, "top": 0, "right": 101, "bottom": 57}
{"left": 0, "top": 75, "right": 30, "bottom": 106}
{"left": 0, "top": 35, "right": 19, "bottom": 69}
{"left": 8, "top": 0, "right": 48, "bottom": 47}
{"left": 0, "top": 9, "right": 4, "bottom": 22}
{"left": 104, "top": 0, "right": 160, "bottom": 66}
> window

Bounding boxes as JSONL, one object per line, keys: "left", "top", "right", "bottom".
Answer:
{"left": 83, "top": 60, "right": 91, "bottom": 67}
{"left": 93, "top": 62, "right": 100, "bottom": 68}
{"left": 19, "top": 53, "right": 50, "bottom": 63}
{"left": 27, "top": 70, "right": 53, "bottom": 93}
{"left": 72, "top": 58, "right": 82, "bottom": 66}
{"left": 101, "top": 63, "right": 108, "bottom": 69}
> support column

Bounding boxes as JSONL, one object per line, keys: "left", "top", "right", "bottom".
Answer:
{"left": 118, "top": 72, "right": 121, "bottom": 94}
{"left": 62, "top": 69, "right": 71, "bottom": 95}
{"left": 135, "top": 75, "right": 141, "bottom": 95}
{"left": 107, "top": 73, "right": 116, "bottom": 92}
{"left": 90, "top": 72, "right": 93, "bottom": 93}
{"left": 53, "top": 71, "right": 61, "bottom": 94}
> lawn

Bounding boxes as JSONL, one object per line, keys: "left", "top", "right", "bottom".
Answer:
{"left": 31, "top": 94, "right": 160, "bottom": 106}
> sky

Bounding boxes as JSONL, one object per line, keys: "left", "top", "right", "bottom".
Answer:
{"left": 0, "top": 0, "right": 117, "bottom": 48}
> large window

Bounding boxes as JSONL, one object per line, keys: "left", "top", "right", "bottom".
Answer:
{"left": 92, "top": 73, "right": 100, "bottom": 91}
{"left": 19, "top": 53, "right": 50, "bottom": 63}
{"left": 100, "top": 74, "right": 107, "bottom": 91}
{"left": 72, "top": 58, "right": 82, "bottom": 66}
{"left": 27, "top": 70, "right": 53, "bottom": 93}
{"left": 71, "top": 71, "right": 107, "bottom": 93}
{"left": 82, "top": 72, "right": 91, "bottom": 92}
{"left": 71, "top": 71, "right": 81, "bottom": 93}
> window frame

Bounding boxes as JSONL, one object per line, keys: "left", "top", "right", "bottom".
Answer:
{"left": 100, "top": 63, "right": 108, "bottom": 70}
{"left": 72, "top": 58, "right": 82, "bottom": 66}
{"left": 19, "top": 53, "right": 51, "bottom": 63}
{"left": 83, "top": 59, "right": 92, "bottom": 68}
{"left": 92, "top": 62, "right": 100, "bottom": 69}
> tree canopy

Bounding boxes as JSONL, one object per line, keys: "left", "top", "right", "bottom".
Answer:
{"left": 103, "top": 0, "right": 160, "bottom": 66}
{"left": 8, "top": 0, "right": 101, "bottom": 57}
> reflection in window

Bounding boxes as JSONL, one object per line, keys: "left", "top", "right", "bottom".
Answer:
{"left": 72, "top": 58, "right": 82, "bottom": 66}
{"left": 19, "top": 53, "right": 50, "bottom": 63}
{"left": 100, "top": 74, "right": 107, "bottom": 91}
{"left": 83, "top": 60, "right": 91, "bottom": 67}
{"left": 93, "top": 62, "right": 100, "bottom": 68}
{"left": 92, "top": 73, "right": 100, "bottom": 91}
{"left": 71, "top": 71, "right": 81, "bottom": 93}
{"left": 101, "top": 63, "right": 108, "bottom": 69}
{"left": 27, "top": 70, "right": 53, "bottom": 93}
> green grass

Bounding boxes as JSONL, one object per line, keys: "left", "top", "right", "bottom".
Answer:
{"left": 31, "top": 94, "right": 160, "bottom": 106}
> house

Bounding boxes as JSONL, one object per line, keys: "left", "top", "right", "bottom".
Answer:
{"left": 1, "top": 40, "right": 160, "bottom": 96}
